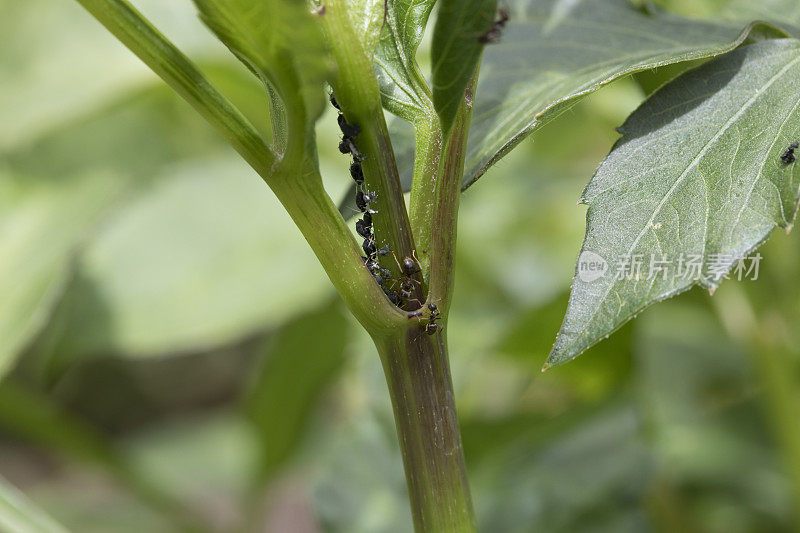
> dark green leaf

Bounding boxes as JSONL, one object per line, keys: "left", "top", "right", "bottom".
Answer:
{"left": 431, "top": 0, "right": 497, "bottom": 132}
{"left": 549, "top": 40, "right": 800, "bottom": 365}
{"left": 463, "top": 0, "right": 780, "bottom": 189}
{"left": 245, "top": 300, "right": 349, "bottom": 481}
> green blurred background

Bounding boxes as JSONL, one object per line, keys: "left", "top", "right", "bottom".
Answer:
{"left": 2, "top": 0, "right": 800, "bottom": 531}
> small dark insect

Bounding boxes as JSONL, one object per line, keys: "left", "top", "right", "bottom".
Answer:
{"left": 338, "top": 114, "right": 361, "bottom": 138}
{"left": 329, "top": 92, "right": 340, "bottom": 110}
{"left": 361, "top": 211, "right": 372, "bottom": 226}
{"left": 478, "top": 8, "right": 509, "bottom": 44}
{"left": 425, "top": 322, "right": 439, "bottom": 335}
{"left": 363, "top": 238, "right": 377, "bottom": 256}
{"left": 781, "top": 141, "right": 799, "bottom": 164}
{"left": 399, "top": 278, "right": 416, "bottom": 299}
{"left": 402, "top": 257, "right": 419, "bottom": 276}
{"left": 355, "top": 190, "right": 378, "bottom": 213}
{"left": 350, "top": 162, "right": 364, "bottom": 184}
{"left": 356, "top": 218, "right": 372, "bottom": 238}
{"left": 384, "top": 289, "right": 400, "bottom": 305}
{"left": 377, "top": 245, "right": 391, "bottom": 257}
{"left": 339, "top": 137, "right": 365, "bottom": 161}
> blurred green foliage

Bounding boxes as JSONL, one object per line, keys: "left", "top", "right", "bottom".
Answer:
{"left": 2, "top": 0, "right": 800, "bottom": 531}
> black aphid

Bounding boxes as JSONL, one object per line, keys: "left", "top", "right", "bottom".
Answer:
{"left": 338, "top": 114, "right": 361, "bottom": 138}
{"left": 329, "top": 92, "right": 340, "bottom": 110}
{"left": 339, "top": 137, "right": 365, "bottom": 161}
{"left": 363, "top": 238, "right": 377, "bottom": 256}
{"left": 350, "top": 162, "right": 364, "bottom": 185}
{"left": 478, "top": 8, "right": 509, "bottom": 44}
{"left": 781, "top": 141, "right": 799, "bottom": 164}
{"left": 355, "top": 190, "right": 378, "bottom": 213}
{"left": 356, "top": 218, "right": 372, "bottom": 238}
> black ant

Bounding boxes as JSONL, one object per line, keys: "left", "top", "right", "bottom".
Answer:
{"left": 425, "top": 302, "right": 441, "bottom": 335}
{"left": 478, "top": 8, "right": 509, "bottom": 44}
{"left": 386, "top": 252, "right": 423, "bottom": 304}
{"left": 407, "top": 301, "right": 441, "bottom": 335}
{"left": 781, "top": 141, "right": 799, "bottom": 164}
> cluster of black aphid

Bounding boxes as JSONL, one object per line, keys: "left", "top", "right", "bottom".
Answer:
{"left": 478, "top": 8, "right": 509, "bottom": 44}
{"left": 330, "top": 92, "right": 401, "bottom": 304}
{"left": 781, "top": 141, "right": 799, "bottom": 164}
{"left": 407, "top": 302, "right": 440, "bottom": 335}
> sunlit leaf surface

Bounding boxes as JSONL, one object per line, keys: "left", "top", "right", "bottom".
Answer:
{"left": 549, "top": 40, "right": 800, "bottom": 365}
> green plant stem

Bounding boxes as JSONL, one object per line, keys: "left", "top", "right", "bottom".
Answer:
{"left": 74, "top": 0, "right": 275, "bottom": 177}
{"left": 427, "top": 74, "right": 477, "bottom": 313}
{"left": 374, "top": 327, "right": 476, "bottom": 532}
{"left": 271, "top": 165, "right": 407, "bottom": 333}
{"left": 409, "top": 116, "right": 444, "bottom": 283}
{"left": 319, "top": 2, "right": 422, "bottom": 302}
{"left": 75, "top": 0, "right": 408, "bottom": 331}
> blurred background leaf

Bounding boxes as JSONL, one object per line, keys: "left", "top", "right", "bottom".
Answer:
{"left": 3, "top": 0, "right": 800, "bottom": 531}
{"left": 0, "top": 475, "right": 67, "bottom": 533}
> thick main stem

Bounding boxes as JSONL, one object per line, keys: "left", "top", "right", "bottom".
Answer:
{"left": 374, "top": 327, "right": 476, "bottom": 532}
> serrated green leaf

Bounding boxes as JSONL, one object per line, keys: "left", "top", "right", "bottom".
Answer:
{"left": 431, "top": 0, "right": 497, "bottom": 132}
{"left": 0, "top": 171, "right": 120, "bottom": 380}
{"left": 0, "top": 476, "right": 68, "bottom": 533}
{"left": 462, "top": 0, "right": 783, "bottom": 190}
{"left": 192, "top": 0, "right": 328, "bottom": 146}
{"left": 548, "top": 39, "right": 800, "bottom": 366}
{"left": 374, "top": 0, "right": 437, "bottom": 122}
